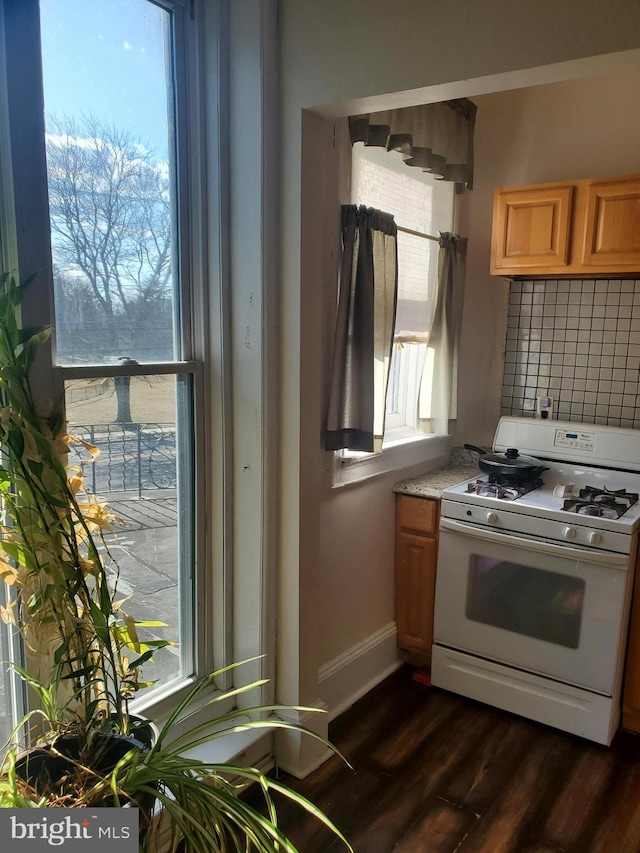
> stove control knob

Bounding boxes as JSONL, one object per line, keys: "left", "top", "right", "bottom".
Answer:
{"left": 563, "top": 526, "right": 577, "bottom": 540}
{"left": 588, "top": 531, "right": 602, "bottom": 545}
{"left": 486, "top": 511, "right": 498, "bottom": 524}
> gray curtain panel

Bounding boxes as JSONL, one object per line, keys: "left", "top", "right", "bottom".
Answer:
{"left": 325, "top": 205, "right": 398, "bottom": 453}
{"left": 419, "top": 232, "right": 467, "bottom": 435}
{"left": 349, "top": 99, "right": 477, "bottom": 192}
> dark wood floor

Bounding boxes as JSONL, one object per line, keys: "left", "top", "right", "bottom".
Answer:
{"left": 271, "top": 665, "right": 640, "bottom": 853}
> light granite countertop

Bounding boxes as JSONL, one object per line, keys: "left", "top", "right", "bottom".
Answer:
{"left": 392, "top": 446, "right": 486, "bottom": 499}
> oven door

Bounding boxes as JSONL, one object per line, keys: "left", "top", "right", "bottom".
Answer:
{"left": 433, "top": 517, "right": 633, "bottom": 695}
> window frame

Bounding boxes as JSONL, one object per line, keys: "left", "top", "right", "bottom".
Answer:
{"left": 332, "top": 141, "right": 457, "bottom": 487}
{"left": 0, "top": 0, "right": 228, "bottom": 721}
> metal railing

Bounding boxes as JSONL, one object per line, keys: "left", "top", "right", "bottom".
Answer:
{"left": 70, "top": 422, "right": 177, "bottom": 498}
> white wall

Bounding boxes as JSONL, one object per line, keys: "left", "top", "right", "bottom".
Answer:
{"left": 275, "top": 0, "right": 640, "bottom": 773}
{"left": 281, "top": 0, "right": 640, "bottom": 114}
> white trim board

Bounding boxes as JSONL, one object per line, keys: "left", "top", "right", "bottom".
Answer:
{"left": 318, "top": 621, "right": 403, "bottom": 722}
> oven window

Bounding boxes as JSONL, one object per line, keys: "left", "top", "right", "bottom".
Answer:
{"left": 466, "top": 556, "right": 585, "bottom": 649}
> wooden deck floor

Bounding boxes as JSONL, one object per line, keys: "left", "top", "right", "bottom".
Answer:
{"left": 271, "top": 665, "right": 640, "bottom": 853}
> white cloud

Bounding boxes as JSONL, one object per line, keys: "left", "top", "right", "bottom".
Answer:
{"left": 46, "top": 133, "right": 98, "bottom": 150}
{"left": 123, "top": 41, "right": 133, "bottom": 51}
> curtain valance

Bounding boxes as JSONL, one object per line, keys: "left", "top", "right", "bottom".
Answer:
{"left": 349, "top": 99, "right": 477, "bottom": 191}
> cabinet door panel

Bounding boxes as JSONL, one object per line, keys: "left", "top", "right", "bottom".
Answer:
{"left": 492, "top": 186, "right": 573, "bottom": 272}
{"left": 583, "top": 180, "right": 640, "bottom": 267}
{"left": 395, "top": 529, "right": 437, "bottom": 657}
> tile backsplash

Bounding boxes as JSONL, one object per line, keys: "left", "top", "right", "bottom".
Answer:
{"left": 501, "top": 279, "right": 640, "bottom": 428}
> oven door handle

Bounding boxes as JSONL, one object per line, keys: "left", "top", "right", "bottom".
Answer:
{"left": 439, "top": 517, "right": 629, "bottom": 570}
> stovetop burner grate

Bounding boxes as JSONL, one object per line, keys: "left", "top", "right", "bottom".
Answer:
{"left": 465, "top": 477, "right": 544, "bottom": 501}
{"left": 563, "top": 486, "right": 639, "bottom": 519}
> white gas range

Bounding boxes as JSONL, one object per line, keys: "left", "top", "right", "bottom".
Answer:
{"left": 431, "top": 417, "right": 640, "bottom": 745}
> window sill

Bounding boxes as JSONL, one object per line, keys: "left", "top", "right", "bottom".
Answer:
{"left": 332, "top": 432, "right": 450, "bottom": 487}
{"left": 182, "top": 716, "right": 272, "bottom": 766}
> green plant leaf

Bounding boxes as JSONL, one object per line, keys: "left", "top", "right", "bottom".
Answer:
{"left": 126, "top": 649, "right": 156, "bottom": 671}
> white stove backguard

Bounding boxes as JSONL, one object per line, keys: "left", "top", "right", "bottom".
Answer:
{"left": 493, "top": 417, "right": 640, "bottom": 472}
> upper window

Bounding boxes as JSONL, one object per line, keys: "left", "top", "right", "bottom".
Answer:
{"left": 351, "top": 143, "right": 455, "bottom": 445}
{"left": 40, "top": 0, "right": 181, "bottom": 366}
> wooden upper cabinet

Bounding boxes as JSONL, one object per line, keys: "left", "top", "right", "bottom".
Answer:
{"left": 582, "top": 178, "right": 640, "bottom": 268}
{"left": 491, "top": 184, "right": 573, "bottom": 273}
{"left": 491, "top": 174, "right": 640, "bottom": 278}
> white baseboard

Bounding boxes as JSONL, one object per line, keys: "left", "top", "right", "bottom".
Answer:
{"left": 318, "top": 621, "right": 403, "bottom": 721}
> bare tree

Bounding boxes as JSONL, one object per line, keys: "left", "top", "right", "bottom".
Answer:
{"left": 46, "top": 115, "right": 173, "bottom": 361}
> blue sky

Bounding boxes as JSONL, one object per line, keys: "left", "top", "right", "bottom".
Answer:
{"left": 40, "top": 0, "right": 170, "bottom": 158}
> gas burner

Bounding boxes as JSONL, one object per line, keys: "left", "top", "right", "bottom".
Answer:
{"left": 563, "top": 500, "right": 613, "bottom": 518}
{"left": 563, "top": 486, "right": 639, "bottom": 520}
{"left": 465, "top": 478, "right": 543, "bottom": 501}
{"left": 579, "top": 486, "right": 639, "bottom": 508}
{"left": 582, "top": 505, "right": 604, "bottom": 517}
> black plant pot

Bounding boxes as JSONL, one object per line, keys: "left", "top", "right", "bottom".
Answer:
{"left": 15, "top": 716, "right": 155, "bottom": 789}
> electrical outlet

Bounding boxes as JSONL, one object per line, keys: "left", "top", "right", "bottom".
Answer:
{"left": 536, "top": 396, "right": 554, "bottom": 419}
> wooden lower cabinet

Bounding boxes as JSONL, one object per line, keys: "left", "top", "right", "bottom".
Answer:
{"left": 395, "top": 494, "right": 440, "bottom": 664}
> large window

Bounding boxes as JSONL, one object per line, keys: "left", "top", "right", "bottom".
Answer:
{"left": 351, "top": 142, "right": 455, "bottom": 443}
{"left": 1, "top": 0, "right": 212, "bottom": 722}
{"left": 40, "top": 0, "right": 196, "bottom": 694}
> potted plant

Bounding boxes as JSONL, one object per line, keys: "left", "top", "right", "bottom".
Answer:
{"left": 0, "top": 270, "right": 159, "bottom": 730}
{"left": 0, "top": 271, "right": 352, "bottom": 852}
